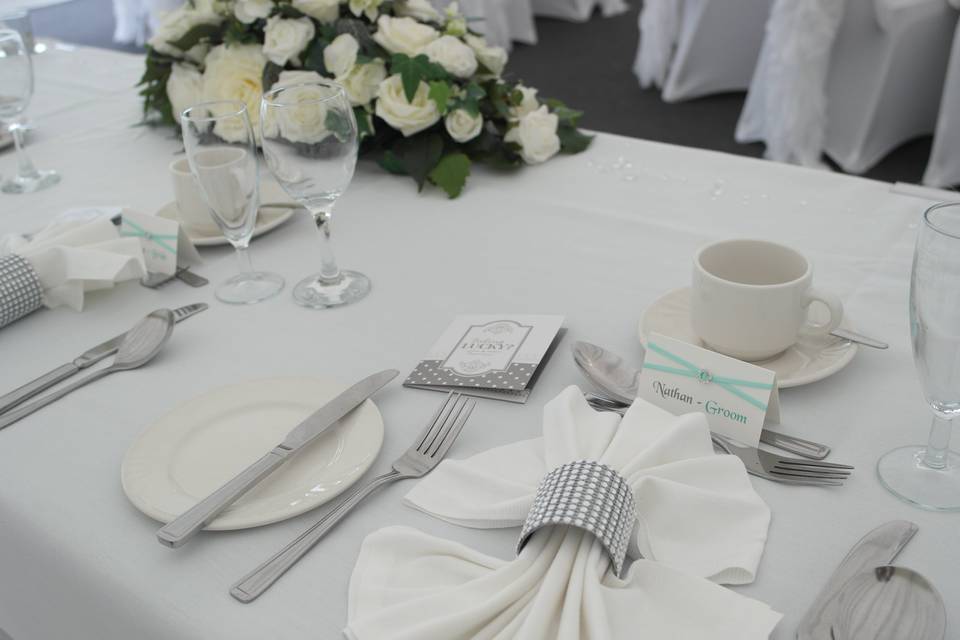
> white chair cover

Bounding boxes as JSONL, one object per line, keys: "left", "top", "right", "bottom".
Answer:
{"left": 635, "top": 0, "right": 771, "bottom": 103}
{"left": 532, "top": 0, "right": 628, "bottom": 23}
{"left": 457, "top": 0, "right": 538, "bottom": 50}
{"left": 923, "top": 17, "right": 960, "bottom": 188}
{"left": 112, "top": 0, "right": 181, "bottom": 45}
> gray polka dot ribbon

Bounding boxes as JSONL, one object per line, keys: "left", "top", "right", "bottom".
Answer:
{"left": 518, "top": 460, "right": 637, "bottom": 576}
{"left": 0, "top": 254, "right": 43, "bottom": 330}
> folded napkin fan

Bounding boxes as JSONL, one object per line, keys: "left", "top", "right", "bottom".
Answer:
{"left": 345, "top": 387, "right": 781, "bottom": 639}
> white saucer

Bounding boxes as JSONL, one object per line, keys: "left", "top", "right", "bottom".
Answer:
{"left": 638, "top": 287, "right": 858, "bottom": 388}
{"left": 158, "top": 203, "right": 297, "bottom": 247}
{"left": 121, "top": 377, "right": 384, "bottom": 530}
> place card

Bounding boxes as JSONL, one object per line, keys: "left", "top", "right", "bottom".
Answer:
{"left": 636, "top": 333, "right": 780, "bottom": 446}
{"left": 404, "top": 314, "right": 565, "bottom": 403}
{"left": 120, "top": 211, "right": 200, "bottom": 275}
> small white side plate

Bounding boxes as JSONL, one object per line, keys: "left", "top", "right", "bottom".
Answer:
{"left": 121, "top": 377, "right": 384, "bottom": 530}
{"left": 638, "top": 287, "right": 858, "bottom": 388}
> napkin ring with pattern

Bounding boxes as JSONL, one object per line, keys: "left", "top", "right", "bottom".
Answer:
{"left": 517, "top": 459, "right": 636, "bottom": 576}
{"left": 0, "top": 254, "right": 43, "bottom": 330}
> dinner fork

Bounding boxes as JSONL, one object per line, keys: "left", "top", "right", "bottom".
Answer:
{"left": 711, "top": 433, "right": 853, "bottom": 486}
{"left": 230, "top": 392, "right": 477, "bottom": 603}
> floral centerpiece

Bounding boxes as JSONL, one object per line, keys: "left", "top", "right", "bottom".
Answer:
{"left": 139, "top": 0, "right": 592, "bottom": 197}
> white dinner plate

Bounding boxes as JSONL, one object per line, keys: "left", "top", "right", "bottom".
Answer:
{"left": 121, "top": 377, "right": 384, "bottom": 530}
{"left": 638, "top": 287, "right": 859, "bottom": 388}
{"left": 157, "top": 202, "right": 297, "bottom": 247}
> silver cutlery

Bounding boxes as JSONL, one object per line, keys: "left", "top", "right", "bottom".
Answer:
{"left": 573, "top": 341, "right": 832, "bottom": 459}
{"left": 230, "top": 392, "right": 477, "bottom": 603}
{"left": 0, "top": 309, "right": 175, "bottom": 430}
{"left": 0, "top": 303, "right": 207, "bottom": 415}
{"left": 830, "top": 328, "right": 888, "bottom": 350}
{"left": 156, "top": 369, "right": 399, "bottom": 549}
{"left": 711, "top": 433, "right": 852, "bottom": 485}
{"left": 142, "top": 267, "right": 209, "bottom": 289}
{"left": 797, "top": 520, "right": 918, "bottom": 639}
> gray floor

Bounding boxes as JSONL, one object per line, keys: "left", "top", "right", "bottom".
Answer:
{"left": 28, "top": 0, "right": 940, "bottom": 185}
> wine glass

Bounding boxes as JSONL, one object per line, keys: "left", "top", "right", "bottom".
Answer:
{"left": 181, "top": 101, "right": 285, "bottom": 305}
{"left": 260, "top": 80, "right": 370, "bottom": 309}
{"left": 877, "top": 202, "right": 960, "bottom": 511}
{"left": 0, "top": 28, "right": 59, "bottom": 194}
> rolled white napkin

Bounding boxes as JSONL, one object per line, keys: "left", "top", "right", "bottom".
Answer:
{"left": 1, "top": 213, "right": 146, "bottom": 311}
{"left": 345, "top": 387, "right": 781, "bottom": 639}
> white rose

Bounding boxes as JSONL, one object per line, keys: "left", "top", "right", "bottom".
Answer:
{"left": 375, "top": 74, "right": 440, "bottom": 136}
{"left": 463, "top": 33, "right": 507, "bottom": 76}
{"left": 148, "top": 4, "right": 222, "bottom": 59}
{"left": 340, "top": 59, "right": 387, "bottom": 106}
{"left": 276, "top": 69, "right": 325, "bottom": 86}
{"left": 292, "top": 0, "right": 340, "bottom": 23}
{"left": 504, "top": 105, "right": 560, "bottom": 164}
{"left": 323, "top": 33, "right": 359, "bottom": 78}
{"left": 422, "top": 35, "right": 477, "bottom": 79}
{"left": 201, "top": 44, "right": 267, "bottom": 143}
{"left": 262, "top": 16, "right": 315, "bottom": 66}
{"left": 509, "top": 84, "right": 538, "bottom": 120}
{"left": 234, "top": 0, "right": 272, "bottom": 24}
{"left": 348, "top": 0, "right": 382, "bottom": 21}
{"left": 372, "top": 16, "right": 439, "bottom": 56}
{"left": 394, "top": 0, "right": 441, "bottom": 22}
{"left": 444, "top": 108, "right": 482, "bottom": 142}
{"left": 273, "top": 83, "right": 331, "bottom": 144}
{"left": 167, "top": 63, "right": 204, "bottom": 120}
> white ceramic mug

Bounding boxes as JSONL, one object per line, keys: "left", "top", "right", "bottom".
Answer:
{"left": 169, "top": 157, "right": 219, "bottom": 233}
{"left": 690, "top": 239, "right": 843, "bottom": 361}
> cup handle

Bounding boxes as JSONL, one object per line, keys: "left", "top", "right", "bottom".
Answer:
{"left": 801, "top": 287, "right": 844, "bottom": 335}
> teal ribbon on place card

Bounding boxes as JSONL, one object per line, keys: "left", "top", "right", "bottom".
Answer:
{"left": 121, "top": 219, "right": 178, "bottom": 255}
{"left": 646, "top": 341, "right": 773, "bottom": 411}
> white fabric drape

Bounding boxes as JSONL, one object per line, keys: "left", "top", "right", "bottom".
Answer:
{"left": 923, "top": 18, "right": 960, "bottom": 187}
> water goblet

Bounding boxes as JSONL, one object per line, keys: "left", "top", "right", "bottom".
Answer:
{"left": 877, "top": 202, "right": 960, "bottom": 511}
{"left": 181, "top": 101, "right": 285, "bottom": 305}
{"left": 260, "top": 80, "right": 369, "bottom": 309}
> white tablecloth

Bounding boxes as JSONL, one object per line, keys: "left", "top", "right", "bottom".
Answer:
{"left": 1, "top": 47, "right": 958, "bottom": 640}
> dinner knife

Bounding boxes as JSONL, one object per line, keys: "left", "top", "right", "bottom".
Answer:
{"left": 156, "top": 369, "right": 399, "bottom": 549}
{"left": 796, "top": 520, "right": 918, "bottom": 639}
{"left": 0, "top": 303, "right": 208, "bottom": 416}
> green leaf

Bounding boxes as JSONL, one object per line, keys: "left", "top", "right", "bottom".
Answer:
{"left": 262, "top": 61, "right": 283, "bottom": 91}
{"left": 277, "top": 4, "right": 306, "bottom": 18}
{"left": 391, "top": 54, "right": 450, "bottom": 103}
{"left": 428, "top": 153, "right": 470, "bottom": 198}
{"left": 355, "top": 106, "right": 372, "bottom": 139}
{"left": 166, "top": 22, "right": 221, "bottom": 51}
{"left": 302, "top": 37, "right": 330, "bottom": 76}
{"left": 325, "top": 109, "right": 354, "bottom": 142}
{"left": 428, "top": 81, "right": 452, "bottom": 114}
{"left": 378, "top": 150, "right": 406, "bottom": 175}
{"left": 336, "top": 18, "right": 385, "bottom": 59}
{"left": 557, "top": 125, "right": 593, "bottom": 154}
{"left": 223, "top": 18, "right": 259, "bottom": 45}
{"left": 393, "top": 133, "right": 443, "bottom": 190}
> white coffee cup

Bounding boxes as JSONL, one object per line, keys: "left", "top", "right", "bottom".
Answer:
{"left": 690, "top": 239, "right": 843, "bottom": 361}
{"left": 169, "top": 157, "right": 220, "bottom": 233}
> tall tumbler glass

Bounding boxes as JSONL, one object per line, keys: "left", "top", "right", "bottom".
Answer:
{"left": 181, "top": 101, "right": 284, "bottom": 305}
{"left": 0, "top": 28, "right": 59, "bottom": 194}
{"left": 878, "top": 202, "right": 960, "bottom": 511}
{"left": 260, "top": 81, "right": 369, "bottom": 309}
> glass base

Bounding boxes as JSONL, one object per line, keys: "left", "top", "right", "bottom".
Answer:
{"left": 216, "top": 271, "right": 285, "bottom": 305}
{"left": 2, "top": 169, "right": 60, "bottom": 194}
{"left": 877, "top": 445, "right": 960, "bottom": 511}
{"left": 293, "top": 270, "right": 370, "bottom": 309}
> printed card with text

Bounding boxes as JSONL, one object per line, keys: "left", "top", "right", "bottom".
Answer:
{"left": 120, "top": 211, "right": 201, "bottom": 275}
{"left": 636, "top": 333, "right": 780, "bottom": 446}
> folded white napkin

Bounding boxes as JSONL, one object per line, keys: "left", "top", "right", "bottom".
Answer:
{"left": 1, "top": 211, "right": 146, "bottom": 311}
{"left": 346, "top": 387, "right": 781, "bottom": 639}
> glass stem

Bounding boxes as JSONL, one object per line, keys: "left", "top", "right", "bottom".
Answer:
{"left": 311, "top": 207, "right": 342, "bottom": 283}
{"left": 235, "top": 245, "right": 255, "bottom": 277}
{"left": 10, "top": 124, "right": 38, "bottom": 180}
{"left": 921, "top": 415, "right": 953, "bottom": 469}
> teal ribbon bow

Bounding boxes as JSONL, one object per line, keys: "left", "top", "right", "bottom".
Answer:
{"left": 121, "top": 219, "right": 178, "bottom": 255}
{"left": 645, "top": 341, "right": 773, "bottom": 411}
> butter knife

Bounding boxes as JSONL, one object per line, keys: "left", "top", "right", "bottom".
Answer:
{"left": 156, "top": 369, "right": 399, "bottom": 549}
{"left": 0, "top": 303, "right": 208, "bottom": 415}
{"left": 796, "top": 520, "right": 918, "bottom": 639}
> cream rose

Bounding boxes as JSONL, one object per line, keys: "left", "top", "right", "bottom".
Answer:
{"left": 349, "top": 0, "right": 382, "bottom": 21}
{"left": 323, "top": 33, "right": 359, "bottom": 78}
{"left": 292, "top": 0, "right": 340, "bottom": 23}
{"left": 276, "top": 69, "right": 325, "bottom": 86}
{"left": 372, "top": 16, "right": 439, "bottom": 56}
{"left": 167, "top": 63, "right": 204, "bottom": 120}
{"left": 375, "top": 74, "right": 440, "bottom": 136}
{"left": 422, "top": 35, "right": 477, "bottom": 79}
{"left": 340, "top": 59, "right": 387, "bottom": 106}
{"left": 274, "top": 82, "right": 331, "bottom": 144}
{"left": 201, "top": 44, "right": 267, "bottom": 142}
{"left": 463, "top": 33, "right": 507, "bottom": 76}
{"left": 148, "top": 4, "right": 222, "bottom": 59}
{"left": 262, "top": 16, "right": 315, "bottom": 66}
{"left": 234, "top": 0, "right": 272, "bottom": 24}
{"left": 394, "top": 0, "right": 441, "bottom": 22}
{"left": 510, "top": 85, "right": 538, "bottom": 120}
{"left": 444, "top": 109, "right": 482, "bottom": 142}
{"left": 504, "top": 105, "right": 560, "bottom": 164}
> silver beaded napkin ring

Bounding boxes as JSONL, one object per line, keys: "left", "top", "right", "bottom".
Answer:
{"left": 0, "top": 254, "right": 43, "bottom": 330}
{"left": 517, "top": 459, "right": 637, "bottom": 576}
